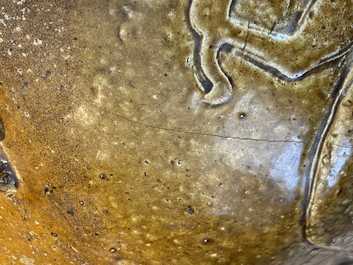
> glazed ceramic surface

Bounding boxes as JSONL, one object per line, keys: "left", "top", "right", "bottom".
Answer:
{"left": 0, "top": 0, "right": 353, "bottom": 264}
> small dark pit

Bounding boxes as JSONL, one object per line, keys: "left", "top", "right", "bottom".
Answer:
{"left": 185, "top": 205, "right": 195, "bottom": 215}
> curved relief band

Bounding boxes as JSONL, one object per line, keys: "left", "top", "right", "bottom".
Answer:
{"left": 188, "top": 0, "right": 350, "bottom": 106}
{"left": 304, "top": 49, "right": 353, "bottom": 251}
{"left": 188, "top": 0, "right": 353, "bottom": 252}
{"left": 228, "top": 0, "right": 319, "bottom": 38}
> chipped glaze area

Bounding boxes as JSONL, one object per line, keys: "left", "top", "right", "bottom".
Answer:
{"left": 0, "top": 0, "right": 352, "bottom": 265}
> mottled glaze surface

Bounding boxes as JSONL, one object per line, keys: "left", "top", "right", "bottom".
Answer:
{"left": 0, "top": 0, "right": 352, "bottom": 264}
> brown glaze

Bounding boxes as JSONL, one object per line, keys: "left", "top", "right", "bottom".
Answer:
{"left": 0, "top": 0, "right": 352, "bottom": 264}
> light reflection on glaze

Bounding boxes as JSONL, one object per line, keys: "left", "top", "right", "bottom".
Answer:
{"left": 270, "top": 142, "right": 303, "bottom": 192}
{"left": 210, "top": 89, "right": 307, "bottom": 211}
{"left": 327, "top": 140, "right": 352, "bottom": 188}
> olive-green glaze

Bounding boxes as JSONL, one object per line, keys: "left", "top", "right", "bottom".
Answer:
{"left": 0, "top": 0, "right": 352, "bottom": 264}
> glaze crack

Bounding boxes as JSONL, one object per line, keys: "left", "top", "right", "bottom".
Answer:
{"left": 115, "top": 113, "right": 302, "bottom": 144}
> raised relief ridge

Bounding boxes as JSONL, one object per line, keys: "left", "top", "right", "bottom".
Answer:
{"left": 188, "top": 0, "right": 351, "bottom": 106}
